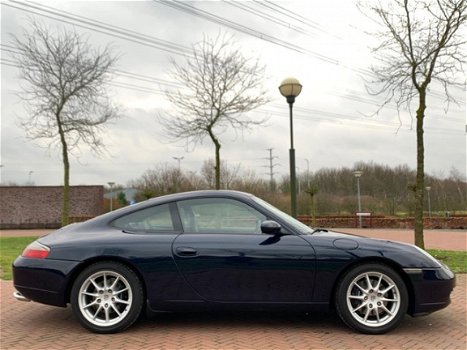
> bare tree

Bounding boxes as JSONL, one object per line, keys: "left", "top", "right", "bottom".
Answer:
{"left": 129, "top": 165, "right": 187, "bottom": 197}
{"left": 159, "top": 33, "right": 270, "bottom": 189}
{"left": 13, "top": 21, "right": 119, "bottom": 226}
{"left": 201, "top": 159, "right": 242, "bottom": 189}
{"left": 362, "top": 0, "right": 466, "bottom": 248}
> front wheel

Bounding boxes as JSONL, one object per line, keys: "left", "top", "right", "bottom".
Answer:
{"left": 335, "top": 263, "right": 408, "bottom": 334}
{"left": 71, "top": 261, "right": 144, "bottom": 333}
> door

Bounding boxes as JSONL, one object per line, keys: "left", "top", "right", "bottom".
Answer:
{"left": 172, "top": 197, "right": 316, "bottom": 303}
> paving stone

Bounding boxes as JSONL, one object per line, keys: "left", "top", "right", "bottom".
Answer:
{"left": 1, "top": 276, "right": 465, "bottom": 350}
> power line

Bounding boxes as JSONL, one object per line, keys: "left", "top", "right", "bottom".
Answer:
{"left": 222, "top": 1, "right": 317, "bottom": 38}
{"left": 4, "top": 2, "right": 463, "bottom": 104}
{"left": 258, "top": 106, "right": 463, "bottom": 136}
{"left": 254, "top": 0, "right": 330, "bottom": 35}
{"left": 2, "top": 50, "right": 461, "bottom": 133}
{"left": 2, "top": 3, "right": 464, "bottom": 130}
{"left": 3, "top": 1, "right": 193, "bottom": 57}
{"left": 2, "top": 53, "right": 461, "bottom": 134}
{"left": 155, "top": 0, "right": 339, "bottom": 65}
{"left": 1, "top": 44, "right": 182, "bottom": 92}
{"left": 1, "top": 58, "right": 461, "bottom": 135}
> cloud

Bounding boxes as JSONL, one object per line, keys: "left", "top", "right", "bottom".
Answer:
{"left": 1, "top": 0, "right": 465, "bottom": 186}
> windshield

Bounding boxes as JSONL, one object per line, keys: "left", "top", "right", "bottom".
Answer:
{"left": 252, "top": 196, "right": 314, "bottom": 234}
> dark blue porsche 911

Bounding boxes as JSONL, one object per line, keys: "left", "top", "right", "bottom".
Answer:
{"left": 13, "top": 190, "right": 455, "bottom": 334}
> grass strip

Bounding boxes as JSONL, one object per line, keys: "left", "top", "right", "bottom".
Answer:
{"left": 1, "top": 236, "right": 38, "bottom": 280}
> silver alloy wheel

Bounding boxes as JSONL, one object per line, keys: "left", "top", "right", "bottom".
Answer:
{"left": 346, "top": 271, "right": 401, "bottom": 328}
{"left": 78, "top": 270, "right": 133, "bottom": 327}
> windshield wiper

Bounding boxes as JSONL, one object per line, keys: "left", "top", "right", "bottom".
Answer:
{"left": 310, "top": 228, "right": 328, "bottom": 234}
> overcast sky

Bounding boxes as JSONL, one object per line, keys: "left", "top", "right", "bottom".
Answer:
{"left": 1, "top": 0, "right": 466, "bottom": 187}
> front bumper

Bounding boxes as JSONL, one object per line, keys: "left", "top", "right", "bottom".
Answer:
{"left": 404, "top": 264, "right": 456, "bottom": 316}
{"left": 13, "top": 256, "right": 80, "bottom": 307}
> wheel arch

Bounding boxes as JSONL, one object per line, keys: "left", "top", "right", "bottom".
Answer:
{"left": 329, "top": 257, "right": 415, "bottom": 313}
{"left": 64, "top": 257, "right": 147, "bottom": 305}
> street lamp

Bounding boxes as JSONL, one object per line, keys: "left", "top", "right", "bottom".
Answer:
{"left": 353, "top": 170, "right": 363, "bottom": 228}
{"left": 173, "top": 156, "right": 184, "bottom": 192}
{"left": 426, "top": 186, "right": 432, "bottom": 218}
{"left": 279, "top": 77, "right": 302, "bottom": 218}
{"left": 107, "top": 181, "right": 115, "bottom": 211}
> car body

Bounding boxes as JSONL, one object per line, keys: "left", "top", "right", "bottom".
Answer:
{"left": 13, "top": 190, "right": 455, "bottom": 334}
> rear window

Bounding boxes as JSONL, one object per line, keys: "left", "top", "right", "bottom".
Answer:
{"left": 111, "top": 204, "right": 174, "bottom": 232}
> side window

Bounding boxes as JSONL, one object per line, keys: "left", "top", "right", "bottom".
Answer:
{"left": 111, "top": 204, "right": 174, "bottom": 232}
{"left": 177, "top": 198, "right": 266, "bottom": 234}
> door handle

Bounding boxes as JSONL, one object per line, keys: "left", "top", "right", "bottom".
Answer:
{"left": 175, "top": 247, "right": 198, "bottom": 257}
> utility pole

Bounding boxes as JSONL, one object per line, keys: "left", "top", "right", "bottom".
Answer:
{"left": 173, "top": 156, "right": 184, "bottom": 171}
{"left": 262, "top": 148, "right": 280, "bottom": 191}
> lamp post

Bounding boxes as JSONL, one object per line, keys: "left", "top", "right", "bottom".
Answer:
{"left": 426, "top": 186, "right": 432, "bottom": 218}
{"left": 279, "top": 77, "right": 302, "bottom": 218}
{"left": 173, "top": 157, "right": 184, "bottom": 192}
{"left": 107, "top": 181, "right": 115, "bottom": 211}
{"left": 353, "top": 170, "right": 363, "bottom": 228}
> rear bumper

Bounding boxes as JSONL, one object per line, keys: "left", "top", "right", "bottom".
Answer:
{"left": 13, "top": 256, "right": 80, "bottom": 307}
{"left": 404, "top": 265, "right": 456, "bottom": 316}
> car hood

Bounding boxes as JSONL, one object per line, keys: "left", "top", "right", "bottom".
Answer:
{"left": 302, "top": 229, "right": 442, "bottom": 269}
{"left": 309, "top": 229, "right": 404, "bottom": 246}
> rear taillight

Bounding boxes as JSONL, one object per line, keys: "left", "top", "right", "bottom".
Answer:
{"left": 22, "top": 241, "right": 50, "bottom": 259}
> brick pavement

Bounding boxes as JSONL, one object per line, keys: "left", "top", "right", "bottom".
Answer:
{"left": 1, "top": 275, "right": 466, "bottom": 350}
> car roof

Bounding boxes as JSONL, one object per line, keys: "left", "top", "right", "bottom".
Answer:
{"left": 79, "top": 190, "right": 258, "bottom": 228}
{"left": 144, "top": 190, "right": 255, "bottom": 203}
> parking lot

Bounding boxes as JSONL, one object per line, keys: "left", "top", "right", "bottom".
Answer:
{"left": 1, "top": 274, "right": 465, "bottom": 350}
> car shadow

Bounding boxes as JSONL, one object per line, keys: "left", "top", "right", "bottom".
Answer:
{"left": 140, "top": 309, "right": 349, "bottom": 332}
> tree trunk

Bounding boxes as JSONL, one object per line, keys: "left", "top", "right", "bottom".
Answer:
{"left": 414, "top": 90, "right": 426, "bottom": 249}
{"left": 207, "top": 128, "right": 221, "bottom": 190}
{"left": 58, "top": 121, "right": 70, "bottom": 227}
{"left": 62, "top": 149, "right": 70, "bottom": 226}
{"left": 214, "top": 140, "right": 221, "bottom": 190}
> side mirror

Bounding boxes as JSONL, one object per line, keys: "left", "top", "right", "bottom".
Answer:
{"left": 261, "top": 220, "right": 282, "bottom": 234}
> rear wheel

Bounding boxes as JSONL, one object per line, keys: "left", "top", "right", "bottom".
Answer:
{"left": 335, "top": 263, "right": 408, "bottom": 334}
{"left": 71, "top": 261, "right": 144, "bottom": 333}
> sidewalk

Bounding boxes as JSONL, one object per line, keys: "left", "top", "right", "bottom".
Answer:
{"left": 339, "top": 228, "right": 467, "bottom": 251}
{"left": 1, "top": 228, "right": 465, "bottom": 250}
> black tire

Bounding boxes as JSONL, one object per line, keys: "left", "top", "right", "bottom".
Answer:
{"left": 335, "top": 263, "right": 408, "bottom": 334}
{"left": 71, "top": 261, "right": 144, "bottom": 334}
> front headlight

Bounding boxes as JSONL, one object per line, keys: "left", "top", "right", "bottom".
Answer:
{"left": 413, "top": 245, "right": 442, "bottom": 267}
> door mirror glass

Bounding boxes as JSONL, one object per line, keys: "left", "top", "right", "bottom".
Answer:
{"left": 260, "top": 220, "right": 282, "bottom": 234}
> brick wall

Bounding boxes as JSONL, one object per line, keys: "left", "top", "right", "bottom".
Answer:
{"left": 298, "top": 215, "right": 467, "bottom": 229}
{"left": 0, "top": 186, "right": 104, "bottom": 229}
